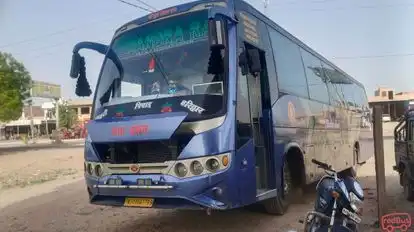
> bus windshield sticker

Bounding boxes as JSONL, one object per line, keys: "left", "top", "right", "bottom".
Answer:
{"left": 161, "top": 102, "right": 173, "bottom": 113}
{"left": 148, "top": 7, "right": 178, "bottom": 21}
{"left": 134, "top": 101, "right": 153, "bottom": 110}
{"left": 180, "top": 100, "right": 205, "bottom": 114}
{"left": 113, "top": 11, "right": 208, "bottom": 58}
{"left": 239, "top": 12, "right": 259, "bottom": 45}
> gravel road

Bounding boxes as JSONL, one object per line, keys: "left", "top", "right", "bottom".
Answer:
{"left": 0, "top": 129, "right": 412, "bottom": 232}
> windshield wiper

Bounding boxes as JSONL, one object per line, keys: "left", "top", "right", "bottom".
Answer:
{"left": 148, "top": 50, "right": 169, "bottom": 96}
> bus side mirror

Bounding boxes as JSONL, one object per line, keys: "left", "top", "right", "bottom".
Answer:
{"left": 70, "top": 52, "right": 82, "bottom": 78}
{"left": 238, "top": 50, "right": 249, "bottom": 75}
{"left": 208, "top": 18, "right": 226, "bottom": 50}
{"left": 247, "top": 48, "right": 262, "bottom": 74}
{"left": 238, "top": 48, "right": 262, "bottom": 76}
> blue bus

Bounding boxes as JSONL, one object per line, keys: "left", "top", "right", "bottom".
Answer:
{"left": 69, "top": 0, "right": 371, "bottom": 215}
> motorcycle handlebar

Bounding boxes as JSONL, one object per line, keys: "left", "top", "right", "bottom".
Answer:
{"left": 311, "top": 159, "right": 334, "bottom": 171}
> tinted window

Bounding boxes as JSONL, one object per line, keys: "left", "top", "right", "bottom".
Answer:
{"left": 321, "top": 62, "right": 343, "bottom": 107}
{"left": 341, "top": 81, "right": 356, "bottom": 109}
{"left": 268, "top": 28, "right": 309, "bottom": 98}
{"left": 236, "top": 65, "right": 252, "bottom": 148}
{"left": 353, "top": 84, "right": 367, "bottom": 108}
{"left": 300, "top": 48, "right": 329, "bottom": 103}
{"left": 259, "top": 25, "right": 278, "bottom": 103}
{"left": 94, "top": 10, "right": 227, "bottom": 121}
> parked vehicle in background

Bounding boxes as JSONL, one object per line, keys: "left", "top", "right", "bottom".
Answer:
{"left": 394, "top": 109, "right": 414, "bottom": 202}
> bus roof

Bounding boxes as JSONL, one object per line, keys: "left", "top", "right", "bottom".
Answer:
{"left": 114, "top": 0, "right": 228, "bottom": 37}
{"left": 112, "top": 0, "right": 365, "bottom": 90}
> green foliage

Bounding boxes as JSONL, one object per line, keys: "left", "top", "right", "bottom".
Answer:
{"left": 0, "top": 52, "right": 32, "bottom": 122}
{"left": 56, "top": 101, "right": 78, "bottom": 129}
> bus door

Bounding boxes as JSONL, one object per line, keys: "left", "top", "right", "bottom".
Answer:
{"left": 407, "top": 118, "right": 414, "bottom": 157}
{"left": 241, "top": 42, "right": 273, "bottom": 192}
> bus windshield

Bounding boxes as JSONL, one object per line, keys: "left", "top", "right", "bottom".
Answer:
{"left": 94, "top": 9, "right": 227, "bottom": 120}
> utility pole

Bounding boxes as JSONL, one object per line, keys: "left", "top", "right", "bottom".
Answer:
{"left": 55, "top": 98, "right": 60, "bottom": 130}
{"left": 45, "top": 109, "right": 49, "bottom": 137}
{"left": 373, "top": 105, "right": 387, "bottom": 221}
{"left": 28, "top": 99, "right": 35, "bottom": 142}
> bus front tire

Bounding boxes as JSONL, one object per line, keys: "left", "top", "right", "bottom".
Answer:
{"left": 263, "top": 159, "right": 292, "bottom": 215}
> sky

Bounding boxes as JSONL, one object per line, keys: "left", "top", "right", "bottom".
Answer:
{"left": 0, "top": 0, "right": 413, "bottom": 100}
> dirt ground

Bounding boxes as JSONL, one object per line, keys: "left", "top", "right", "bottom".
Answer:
{"left": 0, "top": 146, "right": 84, "bottom": 208}
{"left": 0, "top": 128, "right": 413, "bottom": 231}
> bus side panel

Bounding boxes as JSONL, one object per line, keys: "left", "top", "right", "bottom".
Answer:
{"left": 272, "top": 95, "right": 317, "bottom": 184}
{"left": 235, "top": 139, "right": 258, "bottom": 206}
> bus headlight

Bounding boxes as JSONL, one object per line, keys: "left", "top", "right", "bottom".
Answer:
{"left": 87, "top": 163, "right": 93, "bottom": 175}
{"left": 168, "top": 153, "right": 231, "bottom": 178}
{"left": 206, "top": 158, "right": 220, "bottom": 172}
{"left": 175, "top": 162, "right": 188, "bottom": 177}
{"left": 94, "top": 164, "right": 103, "bottom": 177}
{"left": 190, "top": 161, "right": 204, "bottom": 175}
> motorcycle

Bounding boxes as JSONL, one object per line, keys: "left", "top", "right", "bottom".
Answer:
{"left": 300, "top": 159, "right": 365, "bottom": 232}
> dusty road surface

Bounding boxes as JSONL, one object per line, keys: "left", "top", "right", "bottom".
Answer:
{"left": 0, "top": 129, "right": 412, "bottom": 232}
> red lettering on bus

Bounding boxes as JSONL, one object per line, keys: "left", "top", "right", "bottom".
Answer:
{"left": 148, "top": 7, "right": 177, "bottom": 20}
{"left": 129, "top": 125, "right": 149, "bottom": 136}
{"left": 111, "top": 127, "right": 125, "bottom": 136}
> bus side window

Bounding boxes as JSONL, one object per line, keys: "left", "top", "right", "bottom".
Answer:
{"left": 268, "top": 28, "right": 309, "bottom": 99}
{"left": 236, "top": 62, "right": 252, "bottom": 149}
{"left": 321, "top": 63, "right": 342, "bottom": 107}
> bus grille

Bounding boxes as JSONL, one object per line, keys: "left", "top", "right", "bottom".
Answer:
{"left": 93, "top": 139, "right": 189, "bottom": 164}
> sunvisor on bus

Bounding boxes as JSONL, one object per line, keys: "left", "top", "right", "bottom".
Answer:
{"left": 86, "top": 112, "right": 188, "bottom": 143}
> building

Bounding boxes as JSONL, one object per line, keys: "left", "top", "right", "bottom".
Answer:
{"left": 368, "top": 87, "right": 414, "bottom": 121}
{"left": 0, "top": 98, "right": 93, "bottom": 140}
{"left": 0, "top": 105, "right": 56, "bottom": 139}
{"left": 67, "top": 99, "right": 93, "bottom": 124}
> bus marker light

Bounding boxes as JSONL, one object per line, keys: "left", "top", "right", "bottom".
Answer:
{"left": 222, "top": 155, "right": 229, "bottom": 167}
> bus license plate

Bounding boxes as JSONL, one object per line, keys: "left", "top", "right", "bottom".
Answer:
{"left": 124, "top": 197, "right": 154, "bottom": 207}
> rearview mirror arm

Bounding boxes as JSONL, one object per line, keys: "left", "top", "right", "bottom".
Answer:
{"left": 72, "top": 41, "right": 124, "bottom": 77}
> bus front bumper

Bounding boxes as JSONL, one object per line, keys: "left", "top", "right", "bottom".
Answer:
{"left": 85, "top": 171, "right": 233, "bottom": 210}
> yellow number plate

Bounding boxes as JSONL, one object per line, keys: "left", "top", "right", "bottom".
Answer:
{"left": 124, "top": 197, "right": 154, "bottom": 207}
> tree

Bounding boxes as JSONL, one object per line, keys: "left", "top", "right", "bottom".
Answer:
{"left": 55, "top": 101, "right": 78, "bottom": 129}
{"left": 0, "top": 52, "right": 32, "bottom": 122}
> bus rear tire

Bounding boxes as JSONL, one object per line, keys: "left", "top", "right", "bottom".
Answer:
{"left": 402, "top": 169, "right": 414, "bottom": 202}
{"left": 262, "top": 159, "right": 292, "bottom": 215}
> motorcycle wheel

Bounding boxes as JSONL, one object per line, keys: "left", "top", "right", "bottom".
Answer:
{"left": 304, "top": 217, "right": 323, "bottom": 232}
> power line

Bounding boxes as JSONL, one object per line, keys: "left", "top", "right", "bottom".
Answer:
{"left": 250, "top": 0, "right": 414, "bottom": 11}
{"left": 293, "top": 3, "right": 414, "bottom": 12}
{"left": 332, "top": 53, "right": 414, "bottom": 60}
{"left": 116, "top": 0, "right": 154, "bottom": 12}
{"left": 134, "top": 0, "right": 157, "bottom": 11}
{"left": 0, "top": 11, "right": 137, "bottom": 49}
